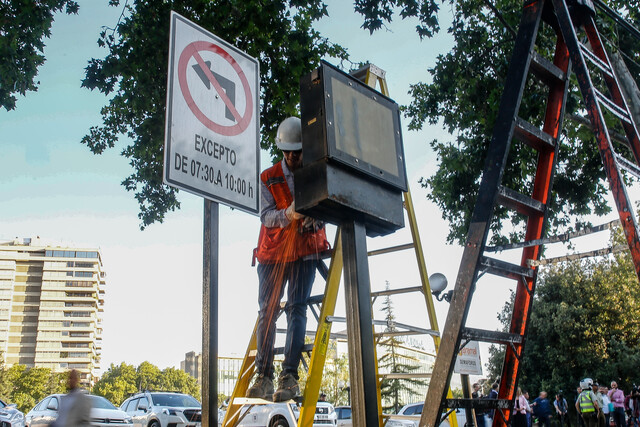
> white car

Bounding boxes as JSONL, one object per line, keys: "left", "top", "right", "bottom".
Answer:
{"left": 25, "top": 394, "right": 133, "bottom": 427}
{"left": 0, "top": 398, "right": 25, "bottom": 427}
{"left": 119, "top": 391, "right": 201, "bottom": 427}
{"left": 225, "top": 399, "right": 337, "bottom": 426}
{"left": 335, "top": 406, "right": 352, "bottom": 426}
{"left": 384, "top": 403, "right": 467, "bottom": 427}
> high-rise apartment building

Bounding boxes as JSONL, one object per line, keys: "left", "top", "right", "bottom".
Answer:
{"left": 0, "top": 237, "right": 105, "bottom": 386}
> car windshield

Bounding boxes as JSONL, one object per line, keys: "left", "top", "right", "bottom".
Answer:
{"left": 89, "top": 395, "right": 117, "bottom": 410}
{"left": 150, "top": 394, "right": 201, "bottom": 408}
{"left": 0, "top": 399, "right": 5, "bottom": 408}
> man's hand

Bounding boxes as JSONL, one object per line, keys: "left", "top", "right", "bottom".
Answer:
{"left": 285, "top": 202, "right": 304, "bottom": 221}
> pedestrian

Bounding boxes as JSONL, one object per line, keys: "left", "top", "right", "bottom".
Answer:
{"left": 600, "top": 386, "right": 612, "bottom": 427}
{"left": 246, "top": 116, "right": 330, "bottom": 402}
{"left": 555, "top": 391, "right": 571, "bottom": 427}
{"left": 609, "top": 381, "right": 626, "bottom": 427}
{"left": 577, "top": 379, "right": 600, "bottom": 427}
{"left": 51, "top": 369, "right": 92, "bottom": 427}
{"left": 489, "top": 383, "right": 499, "bottom": 420}
{"left": 533, "top": 391, "right": 553, "bottom": 427}
{"left": 625, "top": 386, "right": 640, "bottom": 427}
{"left": 524, "top": 391, "right": 533, "bottom": 427}
{"left": 513, "top": 388, "right": 529, "bottom": 427}
{"left": 472, "top": 383, "right": 486, "bottom": 427}
{"left": 592, "top": 383, "right": 606, "bottom": 427}
{"left": 577, "top": 387, "right": 586, "bottom": 427}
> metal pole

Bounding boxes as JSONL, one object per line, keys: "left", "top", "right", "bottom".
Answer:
{"left": 462, "top": 374, "right": 473, "bottom": 426}
{"left": 202, "top": 199, "right": 219, "bottom": 427}
{"left": 342, "top": 220, "right": 380, "bottom": 426}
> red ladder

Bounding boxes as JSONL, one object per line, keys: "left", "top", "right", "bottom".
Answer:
{"left": 421, "top": 0, "right": 640, "bottom": 425}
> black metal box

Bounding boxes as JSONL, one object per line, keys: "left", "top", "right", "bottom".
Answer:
{"left": 295, "top": 61, "right": 407, "bottom": 236}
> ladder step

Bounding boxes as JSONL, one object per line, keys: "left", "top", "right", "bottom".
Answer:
{"left": 615, "top": 153, "right": 640, "bottom": 179}
{"left": 497, "top": 186, "right": 545, "bottom": 216}
{"left": 593, "top": 87, "right": 633, "bottom": 124}
{"left": 379, "top": 372, "right": 432, "bottom": 380}
{"left": 445, "top": 398, "right": 512, "bottom": 410}
{"left": 578, "top": 42, "right": 614, "bottom": 79}
{"left": 480, "top": 256, "right": 535, "bottom": 280}
{"left": 462, "top": 327, "right": 524, "bottom": 345}
{"left": 514, "top": 117, "right": 556, "bottom": 151}
{"left": 273, "top": 343, "right": 314, "bottom": 355}
{"left": 530, "top": 51, "right": 566, "bottom": 85}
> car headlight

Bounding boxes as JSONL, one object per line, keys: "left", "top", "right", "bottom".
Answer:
{"left": 10, "top": 411, "right": 24, "bottom": 421}
{"left": 162, "top": 408, "right": 178, "bottom": 416}
{"left": 124, "top": 415, "right": 133, "bottom": 423}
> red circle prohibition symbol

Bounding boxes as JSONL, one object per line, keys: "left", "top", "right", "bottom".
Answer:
{"left": 178, "top": 41, "right": 253, "bottom": 136}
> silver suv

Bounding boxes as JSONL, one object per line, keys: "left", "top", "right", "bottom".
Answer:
{"left": 120, "top": 392, "right": 201, "bottom": 427}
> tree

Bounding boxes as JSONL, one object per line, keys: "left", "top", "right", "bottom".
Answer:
{"left": 92, "top": 361, "right": 200, "bottom": 405}
{"left": 0, "top": 0, "right": 79, "bottom": 111}
{"left": 378, "top": 282, "right": 428, "bottom": 413}
{"left": 403, "top": 0, "right": 640, "bottom": 245}
{"left": 92, "top": 362, "right": 139, "bottom": 405}
{"left": 81, "top": 0, "right": 348, "bottom": 228}
{"left": 1, "top": 365, "right": 66, "bottom": 413}
{"left": 487, "top": 225, "right": 640, "bottom": 401}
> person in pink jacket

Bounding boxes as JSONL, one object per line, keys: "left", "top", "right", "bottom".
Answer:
{"left": 609, "top": 381, "right": 626, "bottom": 427}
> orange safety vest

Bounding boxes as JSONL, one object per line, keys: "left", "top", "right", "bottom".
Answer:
{"left": 254, "top": 162, "right": 329, "bottom": 264}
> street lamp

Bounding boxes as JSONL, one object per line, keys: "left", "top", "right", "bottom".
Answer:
{"left": 429, "top": 272, "right": 453, "bottom": 303}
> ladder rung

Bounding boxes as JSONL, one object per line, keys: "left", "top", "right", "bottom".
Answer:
{"left": 326, "top": 316, "right": 440, "bottom": 337}
{"left": 497, "top": 186, "right": 545, "bottom": 216}
{"left": 480, "top": 256, "right": 535, "bottom": 280}
{"left": 370, "top": 285, "right": 424, "bottom": 298}
{"left": 378, "top": 372, "right": 432, "bottom": 379}
{"left": 376, "top": 330, "right": 428, "bottom": 338}
{"left": 615, "top": 153, "right": 640, "bottom": 179}
{"left": 579, "top": 42, "right": 614, "bottom": 78}
{"left": 445, "top": 398, "right": 512, "bottom": 410}
{"left": 530, "top": 51, "right": 566, "bottom": 85}
{"left": 593, "top": 87, "right": 633, "bottom": 124}
{"left": 273, "top": 343, "right": 314, "bottom": 355}
{"left": 368, "top": 243, "right": 414, "bottom": 257}
{"left": 514, "top": 117, "right": 555, "bottom": 151}
{"left": 462, "top": 327, "right": 524, "bottom": 345}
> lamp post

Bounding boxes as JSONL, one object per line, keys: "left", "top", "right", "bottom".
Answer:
{"left": 338, "top": 380, "right": 351, "bottom": 406}
{"left": 429, "top": 272, "right": 453, "bottom": 303}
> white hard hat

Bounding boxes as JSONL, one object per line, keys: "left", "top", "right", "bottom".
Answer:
{"left": 580, "top": 378, "right": 593, "bottom": 389}
{"left": 275, "top": 117, "right": 302, "bottom": 151}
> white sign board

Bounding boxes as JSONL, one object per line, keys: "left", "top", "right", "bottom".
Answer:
{"left": 453, "top": 340, "right": 483, "bottom": 375}
{"left": 164, "top": 12, "right": 260, "bottom": 214}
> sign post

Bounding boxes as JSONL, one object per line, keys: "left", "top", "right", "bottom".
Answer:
{"left": 164, "top": 11, "right": 259, "bottom": 426}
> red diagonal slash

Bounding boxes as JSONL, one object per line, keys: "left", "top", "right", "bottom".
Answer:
{"left": 178, "top": 41, "right": 253, "bottom": 136}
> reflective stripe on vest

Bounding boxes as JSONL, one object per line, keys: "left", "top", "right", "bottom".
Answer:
{"left": 580, "top": 392, "right": 596, "bottom": 413}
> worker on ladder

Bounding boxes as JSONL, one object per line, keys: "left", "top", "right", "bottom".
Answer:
{"left": 248, "top": 116, "right": 330, "bottom": 402}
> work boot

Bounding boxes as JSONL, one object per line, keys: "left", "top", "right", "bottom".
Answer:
{"left": 273, "top": 373, "right": 299, "bottom": 402}
{"left": 246, "top": 375, "right": 274, "bottom": 400}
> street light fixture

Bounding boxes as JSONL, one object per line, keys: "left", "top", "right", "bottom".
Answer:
{"left": 429, "top": 272, "right": 453, "bottom": 303}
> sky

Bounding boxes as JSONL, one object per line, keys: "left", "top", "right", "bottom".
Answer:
{"left": 0, "top": 0, "right": 628, "bottom": 384}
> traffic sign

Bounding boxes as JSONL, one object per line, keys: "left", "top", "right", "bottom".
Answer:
{"left": 164, "top": 12, "right": 260, "bottom": 214}
{"left": 453, "top": 340, "right": 483, "bottom": 375}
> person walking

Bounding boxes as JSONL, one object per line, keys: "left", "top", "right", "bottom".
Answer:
{"left": 577, "top": 379, "right": 600, "bottom": 427}
{"left": 51, "top": 370, "right": 92, "bottom": 427}
{"left": 600, "top": 386, "right": 612, "bottom": 427}
{"left": 609, "top": 381, "right": 626, "bottom": 427}
{"left": 533, "top": 391, "right": 553, "bottom": 427}
{"left": 555, "top": 391, "right": 571, "bottom": 427}
{"left": 472, "top": 383, "right": 486, "bottom": 427}
{"left": 514, "top": 388, "right": 529, "bottom": 427}
{"left": 592, "top": 383, "right": 606, "bottom": 427}
{"left": 246, "top": 116, "right": 329, "bottom": 402}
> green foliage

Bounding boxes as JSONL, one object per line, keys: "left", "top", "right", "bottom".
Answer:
{"left": 402, "top": 0, "right": 640, "bottom": 245}
{"left": 0, "top": 0, "right": 79, "bottom": 111}
{"left": 354, "top": 0, "right": 441, "bottom": 38}
{"left": 487, "top": 225, "right": 640, "bottom": 400}
{"left": 0, "top": 364, "right": 66, "bottom": 414}
{"left": 378, "top": 283, "right": 428, "bottom": 414}
{"left": 92, "top": 361, "right": 200, "bottom": 405}
{"left": 81, "top": 0, "right": 348, "bottom": 229}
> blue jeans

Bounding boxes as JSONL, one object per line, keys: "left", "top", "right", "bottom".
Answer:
{"left": 255, "top": 259, "right": 317, "bottom": 380}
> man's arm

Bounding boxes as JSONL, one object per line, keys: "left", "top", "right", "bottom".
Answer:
{"left": 260, "top": 180, "right": 290, "bottom": 228}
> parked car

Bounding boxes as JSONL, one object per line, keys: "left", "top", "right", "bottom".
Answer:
{"left": 335, "top": 406, "right": 351, "bottom": 426}
{"left": 223, "top": 399, "right": 337, "bottom": 426}
{"left": 384, "top": 403, "right": 467, "bottom": 427}
{"left": 25, "top": 393, "right": 133, "bottom": 427}
{"left": 0, "top": 397, "right": 25, "bottom": 427}
{"left": 120, "top": 391, "right": 201, "bottom": 427}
